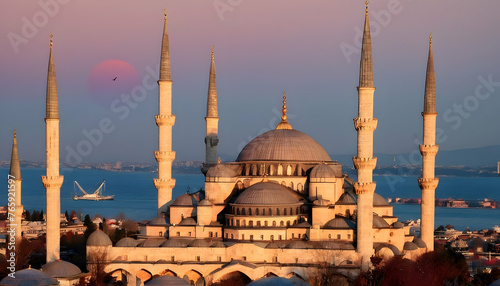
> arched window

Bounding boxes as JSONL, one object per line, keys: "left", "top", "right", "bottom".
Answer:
{"left": 236, "top": 220, "right": 240, "bottom": 227}
{"left": 250, "top": 235, "right": 254, "bottom": 241}
{"left": 289, "top": 182, "right": 294, "bottom": 189}
{"left": 284, "top": 208, "right": 287, "bottom": 215}
{"left": 242, "top": 208, "right": 246, "bottom": 215}
{"left": 269, "top": 164, "right": 275, "bottom": 176}
{"left": 269, "top": 208, "right": 272, "bottom": 215}
{"left": 249, "top": 220, "right": 253, "bottom": 227}
{"left": 286, "top": 165, "right": 292, "bottom": 176}
{"left": 265, "top": 221, "right": 268, "bottom": 227}
{"left": 159, "top": 231, "right": 163, "bottom": 237}
{"left": 280, "top": 221, "right": 284, "bottom": 227}
{"left": 290, "top": 207, "right": 293, "bottom": 215}
{"left": 276, "top": 208, "right": 280, "bottom": 215}
{"left": 257, "top": 221, "right": 261, "bottom": 227}
{"left": 237, "top": 208, "right": 240, "bottom": 215}
{"left": 251, "top": 164, "right": 257, "bottom": 176}
{"left": 277, "top": 164, "right": 283, "bottom": 175}
{"left": 337, "top": 234, "right": 341, "bottom": 239}
{"left": 287, "top": 221, "right": 290, "bottom": 226}
{"left": 248, "top": 208, "right": 252, "bottom": 215}
{"left": 270, "top": 235, "right": 274, "bottom": 241}
{"left": 242, "top": 220, "right": 246, "bottom": 227}
{"left": 262, "top": 208, "right": 266, "bottom": 216}
{"left": 348, "top": 234, "right": 351, "bottom": 239}
{"left": 272, "top": 221, "right": 277, "bottom": 227}
{"left": 256, "top": 208, "right": 259, "bottom": 215}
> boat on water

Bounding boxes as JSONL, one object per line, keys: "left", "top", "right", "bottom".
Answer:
{"left": 72, "top": 180, "right": 114, "bottom": 201}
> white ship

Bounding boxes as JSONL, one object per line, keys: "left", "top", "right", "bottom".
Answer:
{"left": 72, "top": 180, "right": 114, "bottom": 201}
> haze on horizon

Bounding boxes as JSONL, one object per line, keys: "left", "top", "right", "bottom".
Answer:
{"left": 1, "top": 0, "right": 500, "bottom": 164}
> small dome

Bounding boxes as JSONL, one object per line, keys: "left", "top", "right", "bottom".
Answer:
{"left": 187, "top": 239, "right": 210, "bottom": 247}
{"left": 392, "top": 222, "right": 404, "bottom": 228}
{"left": 87, "top": 230, "right": 112, "bottom": 246}
{"left": 171, "top": 194, "right": 197, "bottom": 207}
{"left": 373, "top": 215, "right": 390, "bottom": 228}
{"left": 149, "top": 217, "right": 168, "bottom": 226}
{"left": 265, "top": 242, "right": 282, "bottom": 249}
{"left": 178, "top": 217, "right": 197, "bottom": 226}
{"left": 236, "top": 129, "right": 333, "bottom": 162}
{"left": 234, "top": 182, "right": 300, "bottom": 205}
{"left": 248, "top": 276, "right": 295, "bottom": 286}
{"left": 145, "top": 275, "right": 190, "bottom": 286}
{"left": 285, "top": 240, "right": 312, "bottom": 249}
{"left": 41, "top": 260, "right": 81, "bottom": 278}
{"left": 374, "top": 193, "right": 390, "bottom": 206}
{"left": 115, "top": 237, "right": 139, "bottom": 247}
{"left": 0, "top": 268, "right": 59, "bottom": 286}
{"left": 310, "top": 164, "right": 336, "bottom": 179}
{"left": 412, "top": 237, "right": 427, "bottom": 249}
{"left": 138, "top": 238, "right": 166, "bottom": 247}
{"left": 375, "top": 243, "right": 401, "bottom": 256}
{"left": 198, "top": 199, "right": 213, "bottom": 206}
{"left": 206, "top": 164, "right": 236, "bottom": 178}
{"left": 324, "top": 218, "right": 356, "bottom": 229}
{"left": 210, "top": 241, "right": 227, "bottom": 248}
{"left": 403, "top": 241, "right": 419, "bottom": 251}
{"left": 160, "top": 239, "right": 193, "bottom": 248}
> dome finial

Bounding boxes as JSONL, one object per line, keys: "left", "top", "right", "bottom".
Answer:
{"left": 13, "top": 129, "right": 16, "bottom": 138}
{"left": 217, "top": 157, "right": 221, "bottom": 164}
{"left": 211, "top": 46, "right": 214, "bottom": 60}
{"left": 365, "top": 1, "right": 369, "bottom": 13}
{"left": 276, "top": 91, "right": 293, "bottom": 130}
{"left": 164, "top": 9, "right": 167, "bottom": 22}
{"left": 429, "top": 32, "right": 432, "bottom": 45}
{"left": 50, "top": 33, "right": 53, "bottom": 48}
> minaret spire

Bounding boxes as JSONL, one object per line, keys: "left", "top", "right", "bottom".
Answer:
{"left": 46, "top": 33, "right": 59, "bottom": 119}
{"left": 354, "top": 1, "right": 377, "bottom": 271}
{"left": 9, "top": 130, "right": 23, "bottom": 240}
{"left": 202, "top": 46, "right": 220, "bottom": 174}
{"left": 359, "top": 1, "right": 373, "bottom": 87}
{"left": 159, "top": 9, "right": 171, "bottom": 81}
{"left": 42, "top": 34, "right": 64, "bottom": 262}
{"left": 276, "top": 91, "right": 292, "bottom": 130}
{"left": 155, "top": 10, "right": 176, "bottom": 216}
{"left": 419, "top": 33, "right": 439, "bottom": 252}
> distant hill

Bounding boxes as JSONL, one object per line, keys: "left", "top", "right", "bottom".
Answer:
{"left": 331, "top": 145, "right": 500, "bottom": 168}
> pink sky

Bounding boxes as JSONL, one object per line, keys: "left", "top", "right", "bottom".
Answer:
{"left": 1, "top": 0, "right": 500, "bottom": 162}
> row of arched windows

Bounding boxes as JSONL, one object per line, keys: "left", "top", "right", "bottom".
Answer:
{"left": 244, "top": 163, "right": 304, "bottom": 177}
{"left": 233, "top": 206, "right": 302, "bottom": 216}
{"left": 227, "top": 218, "right": 297, "bottom": 228}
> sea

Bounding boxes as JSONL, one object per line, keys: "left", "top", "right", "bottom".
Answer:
{"left": 1, "top": 168, "right": 499, "bottom": 231}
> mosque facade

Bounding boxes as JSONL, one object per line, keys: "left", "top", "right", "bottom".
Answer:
{"left": 5, "top": 3, "right": 438, "bottom": 286}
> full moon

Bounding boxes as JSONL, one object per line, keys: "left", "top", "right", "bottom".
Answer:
{"left": 88, "top": 60, "right": 141, "bottom": 106}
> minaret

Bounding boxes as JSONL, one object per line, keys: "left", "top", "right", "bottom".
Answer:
{"left": 202, "top": 46, "right": 219, "bottom": 175}
{"left": 353, "top": 1, "right": 377, "bottom": 270}
{"left": 154, "top": 10, "right": 176, "bottom": 216}
{"left": 9, "top": 131, "right": 23, "bottom": 240}
{"left": 419, "top": 34, "right": 439, "bottom": 252}
{"left": 41, "top": 34, "right": 64, "bottom": 263}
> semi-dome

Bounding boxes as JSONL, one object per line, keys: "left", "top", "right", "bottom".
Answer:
{"left": 41, "top": 260, "right": 81, "bottom": 278}
{"left": 403, "top": 241, "right": 419, "bottom": 251}
{"left": 234, "top": 182, "right": 300, "bottom": 205}
{"left": 412, "top": 237, "right": 427, "bottom": 249}
{"left": 236, "top": 129, "right": 332, "bottom": 162}
{"left": 324, "top": 217, "right": 356, "bottom": 229}
{"left": 145, "top": 275, "right": 190, "bottom": 286}
{"left": 171, "top": 193, "right": 197, "bottom": 207}
{"left": 373, "top": 215, "right": 390, "bottom": 228}
{"left": 310, "top": 164, "right": 337, "bottom": 178}
{"left": 178, "top": 217, "right": 197, "bottom": 225}
{"left": 87, "top": 229, "right": 112, "bottom": 246}
{"left": 149, "top": 217, "right": 167, "bottom": 226}
{"left": 336, "top": 189, "right": 390, "bottom": 206}
{"left": 206, "top": 163, "right": 236, "bottom": 178}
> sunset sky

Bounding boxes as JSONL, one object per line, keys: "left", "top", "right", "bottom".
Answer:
{"left": 1, "top": 0, "right": 499, "bottom": 163}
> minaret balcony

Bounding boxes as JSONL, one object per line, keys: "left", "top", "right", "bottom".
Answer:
{"left": 155, "top": 115, "right": 175, "bottom": 127}
{"left": 41, "top": 175, "right": 64, "bottom": 188}
{"left": 353, "top": 117, "right": 378, "bottom": 131}
{"left": 418, "top": 178, "right": 439, "bottom": 190}
{"left": 352, "top": 156, "right": 377, "bottom": 170}
{"left": 353, "top": 182, "right": 376, "bottom": 194}
{"left": 419, "top": 144, "right": 439, "bottom": 156}
{"left": 154, "top": 178, "right": 176, "bottom": 190}
{"left": 155, "top": 151, "right": 176, "bottom": 162}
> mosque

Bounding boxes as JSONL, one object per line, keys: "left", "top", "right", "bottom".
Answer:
{"left": 4, "top": 2, "right": 439, "bottom": 286}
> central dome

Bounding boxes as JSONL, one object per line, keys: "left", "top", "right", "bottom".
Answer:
{"left": 234, "top": 182, "right": 300, "bottom": 205}
{"left": 236, "top": 129, "right": 332, "bottom": 162}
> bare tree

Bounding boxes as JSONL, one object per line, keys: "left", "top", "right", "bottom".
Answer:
{"left": 86, "top": 247, "right": 109, "bottom": 286}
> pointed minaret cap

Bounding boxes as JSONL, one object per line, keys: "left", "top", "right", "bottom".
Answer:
{"left": 159, "top": 9, "right": 171, "bottom": 81}
{"left": 9, "top": 130, "right": 21, "bottom": 180}
{"left": 423, "top": 33, "right": 436, "bottom": 114}
{"left": 46, "top": 33, "right": 59, "bottom": 119}
{"left": 207, "top": 46, "right": 218, "bottom": 118}
{"left": 359, "top": 1, "right": 374, "bottom": 88}
{"left": 276, "top": 91, "right": 293, "bottom": 130}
